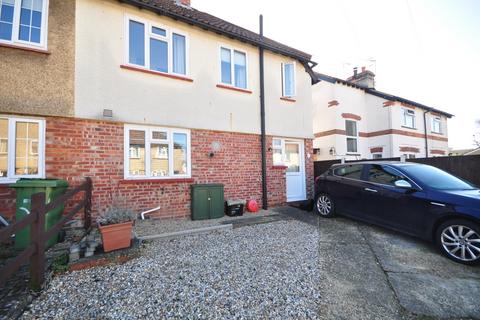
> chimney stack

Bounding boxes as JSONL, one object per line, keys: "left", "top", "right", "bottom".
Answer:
{"left": 347, "top": 66, "right": 375, "bottom": 89}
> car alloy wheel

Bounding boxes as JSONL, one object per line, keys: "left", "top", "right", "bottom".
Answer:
{"left": 316, "top": 195, "right": 332, "bottom": 216}
{"left": 440, "top": 225, "right": 480, "bottom": 262}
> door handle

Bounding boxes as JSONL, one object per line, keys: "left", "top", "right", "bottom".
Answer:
{"left": 364, "top": 188, "right": 378, "bottom": 193}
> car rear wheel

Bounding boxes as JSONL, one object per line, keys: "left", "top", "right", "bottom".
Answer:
{"left": 436, "top": 219, "right": 480, "bottom": 265}
{"left": 314, "top": 193, "right": 335, "bottom": 218}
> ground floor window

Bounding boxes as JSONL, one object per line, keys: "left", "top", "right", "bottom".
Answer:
{"left": 0, "top": 117, "right": 45, "bottom": 182}
{"left": 403, "top": 154, "right": 416, "bottom": 159}
{"left": 124, "top": 125, "right": 191, "bottom": 179}
{"left": 372, "top": 153, "right": 383, "bottom": 159}
{"left": 345, "top": 120, "right": 358, "bottom": 153}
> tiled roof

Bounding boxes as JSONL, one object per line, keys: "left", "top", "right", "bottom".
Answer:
{"left": 120, "top": 0, "right": 313, "bottom": 62}
{"left": 315, "top": 72, "right": 454, "bottom": 118}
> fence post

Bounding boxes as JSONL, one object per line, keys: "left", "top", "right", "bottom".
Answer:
{"left": 30, "top": 192, "right": 46, "bottom": 291}
{"left": 84, "top": 177, "right": 92, "bottom": 230}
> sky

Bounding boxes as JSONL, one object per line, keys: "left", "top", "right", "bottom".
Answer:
{"left": 194, "top": 0, "right": 480, "bottom": 150}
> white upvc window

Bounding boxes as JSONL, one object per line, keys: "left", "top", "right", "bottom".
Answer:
{"left": 220, "top": 46, "right": 248, "bottom": 89}
{"left": 402, "top": 109, "right": 416, "bottom": 128}
{"left": 0, "top": 116, "right": 45, "bottom": 183}
{"left": 372, "top": 153, "right": 383, "bottom": 159}
{"left": 0, "top": 0, "right": 49, "bottom": 49}
{"left": 125, "top": 15, "right": 188, "bottom": 76}
{"left": 345, "top": 120, "right": 358, "bottom": 153}
{"left": 403, "top": 153, "right": 416, "bottom": 159}
{"left": 124, "top": 125, "right": 191, "bottom": 180}
{"left": 431, "top": 117, "right": 442, "bottom": 134}
{"left": 272, "top": 138, "right": 284, "bottom": 165}
{"left": 282, "top": 62, "right": 296, "bottom": 97}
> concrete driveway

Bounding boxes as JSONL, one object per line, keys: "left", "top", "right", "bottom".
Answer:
{"left": 313, "top": 213, "right": 480, "bottom": 319}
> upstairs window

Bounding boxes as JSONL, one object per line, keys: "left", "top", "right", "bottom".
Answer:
{"left": 345, "top": 120, "right": 358, "bottom": 153}
{"left": 282, "top": 63, "right": 296, "bottom": 97}
{"left": 0, "top": 117, "right": 45, "bottom": 182}
{"left": 220, "top": 46, "right": 247, "bottom": 89}
{"left": 403, "top": 109, "right": 416, "bottom": 128}
{"left": 126, "top": 16, "right": 188, "bottom": 76}
{"left": 431, "top": 117, "right": 441, "bottom": 134}
{"left": 0, "top": 0, "right": 49, "bottom": 49}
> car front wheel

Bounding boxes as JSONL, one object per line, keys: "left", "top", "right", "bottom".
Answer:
{"left": 314, "top": 193, "right": 335, "bottom": 218}
{"left": 436, "top": 219, "right": 480, "bottom": 265}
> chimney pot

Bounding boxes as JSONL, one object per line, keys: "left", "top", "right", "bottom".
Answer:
{"left": 353, "top": 67, "right": 358, "bottom": 77}
{"left": 177, "top": 0, "right": 190, "bottom": 6}
{"left": 361, "top": 66, "right": 366, "bottom": 72}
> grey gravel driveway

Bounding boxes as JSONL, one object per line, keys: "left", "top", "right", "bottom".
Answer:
{"left": 21, "top": 218, "right": 321, "bottom": 319}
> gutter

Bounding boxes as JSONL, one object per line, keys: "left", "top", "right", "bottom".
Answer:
{"left": 259, "top": 15, "right": 268, "bottom": 210}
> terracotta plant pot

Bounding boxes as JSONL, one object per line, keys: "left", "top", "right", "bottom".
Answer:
{"left": 98, "top": 221, "right": 133, "bottom": 252}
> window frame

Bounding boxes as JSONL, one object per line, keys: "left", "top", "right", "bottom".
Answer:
{"left": 124, "top": 124, "right": 191, "bottom": 180}
{"left": 402, "top": 108, "right": 416, "bottom": 129}
{"left": 281, "top": 62, "right": 296, "bottom": 98}
{"left": 431, "top": 117, "right": 442, "bottom": 134}
{"left": 218, "top": 44, "right": 249, "bottom": 90}
{"left": 272, "top": 138, "right": 285, "bottom": 165}
{"left": 124, "top": 14, "right": 189, "bottom": 77}
{"left": 0, "top": 116, "right": 45, "bottom": 183}
{"left": 0, "top": 0, "right": 49, "bottom": 49}
{"left": 345, "top": 120, "right": 358, "bottom": 154}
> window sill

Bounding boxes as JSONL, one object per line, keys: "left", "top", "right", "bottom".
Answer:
{"left": 346, "top": 153, "right": 361, "bottom": 156}
{"left": 430, "top": 131, "right": 443, "bottom": 135}
{"left": 0, "top": 42, "right": 50, "bottom": 55}
{"left": 401, "top": 126, "right": 417, "bottom": 130}
{"left": 280, "top": 97, "right": 296, "bottom": 103}
{"left": 272, "top": 165, "right": 288, "bottom": 169}
{"left": 216, "top": 84, "right": 252, "bottom": 94}
{"left": 120, "top": 178, "right": 194, "bottom": 184}
{"left": 120, "top": 65, "right": 194, "bottom": 82}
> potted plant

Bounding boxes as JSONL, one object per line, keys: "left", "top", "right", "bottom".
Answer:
{"left": 97, "top": 207, "right": 136, "bottom": 252}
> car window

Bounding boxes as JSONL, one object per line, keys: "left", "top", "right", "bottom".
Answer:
{"left": 368, "top": 165, "right": 404, "bottom": 186}
{"left": 400, "top": 164, "right": 474, "bottom": 190}
{"left": 333, "top": 164, "right": 363, "bottom": 180}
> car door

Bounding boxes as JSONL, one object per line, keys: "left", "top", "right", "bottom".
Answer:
{"left": 329, "top": 164, "right": 369, "bottom": 217}
{"left": 362, "top": 164, "right": 430, "bottom": 235}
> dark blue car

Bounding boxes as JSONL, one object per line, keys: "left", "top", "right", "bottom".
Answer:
{"left": 314, "top": 161, "right": 480, "bottom": 265}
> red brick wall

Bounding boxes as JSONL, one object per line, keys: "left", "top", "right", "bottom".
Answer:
{"left": 305, "top": 139, "right": 314, "bottom": 200}
{"left": 1, "top": 117, "right": 315, "bottom": 221}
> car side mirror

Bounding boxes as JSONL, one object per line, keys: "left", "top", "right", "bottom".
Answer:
{"left": 394, "top": 180, "right": 413, "bottom": 189}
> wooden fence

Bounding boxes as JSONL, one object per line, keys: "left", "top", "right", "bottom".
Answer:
{"left": 0, "top": 178, "right": 92, "bottom": 290}
{"left": 314, "top": 155, "right": 480, "bottom": 186}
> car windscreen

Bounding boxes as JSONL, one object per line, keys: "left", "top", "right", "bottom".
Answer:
{"left": 400, "top": 165, "right": 475, "bottom": 190}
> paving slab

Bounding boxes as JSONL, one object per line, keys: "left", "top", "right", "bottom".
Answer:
{"left": 362, "top": 224, "right": 480, "bottom": 279}
{"left": 389, "top": 272, "right": 480, "bottom": 319}
{"left": 317, "top": 241, "right": 409, "bottom": 320}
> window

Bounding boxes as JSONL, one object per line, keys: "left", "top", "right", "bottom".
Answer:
{"left": 0, "top": 0, "right": 48, "bottom": 48}
{"left": 367, "top": 165, "right": 404, "bottom": 186}
{"left": 403, "top": 154, "right": 416, "bottom": 159}
{"left": 372, "top": 153, "right": 383, "bottom": 159}
{"left": 0, "top": 117, "right": 45, "bottom": 181}
{"left": 403, "top": 109, "right": 415, "bottom": 128}
{"left": 124, "top": 125, "right": 191, "bottom": 179}
{"left": 345, "top": 120, "right": 358, "bottom": 153}
{"left": 220, "top": 46, "right": 247, "bottom": 89}
{"left": 272, "top": 138, "right": 283, "bottom": 165}
{"left": 126, "top": 16, "right": 188, "bottom": 76}
{"left": 431, "top": 117, "right": 441, "bottom": 134}
{"left": 333, "top": 164, "right": 363, "bottom": 180}
{"left": 282, "top": 62, "right": 295, "bottom": 97}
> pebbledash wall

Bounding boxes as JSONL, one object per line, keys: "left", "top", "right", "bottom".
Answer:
{"left": 1, "top": 117, "right": 313, "bottom": 220}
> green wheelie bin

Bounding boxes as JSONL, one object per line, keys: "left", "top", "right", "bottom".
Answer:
{"left": 10, "top": 179, "right": 69, "bottom": 250}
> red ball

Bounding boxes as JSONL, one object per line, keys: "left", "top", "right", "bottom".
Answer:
{"left": 247, "top": 200, "right": 259, "bottom": 213}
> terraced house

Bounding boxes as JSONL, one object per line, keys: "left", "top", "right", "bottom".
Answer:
{"left": 0, "top": 0, "right": 316, "bottom": 219}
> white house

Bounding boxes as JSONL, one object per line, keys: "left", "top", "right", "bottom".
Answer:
{"left": 312, "top": 68, "right": 453, "bottom": 161}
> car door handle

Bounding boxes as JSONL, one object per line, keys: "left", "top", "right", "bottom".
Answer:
{"left": 364, "top": 188, "right": 378, "bottom": 193}
{"left": 430, "top": 202, "right": 446, "bottom": 207}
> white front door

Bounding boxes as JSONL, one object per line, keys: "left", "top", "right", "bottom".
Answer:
{"left": 284, "top": 140, "right": 306, "bottom": 202}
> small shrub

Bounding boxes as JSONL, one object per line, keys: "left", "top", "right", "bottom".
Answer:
{"left": 97, "top": 207, "right": 136, "bottom": 226}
